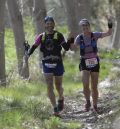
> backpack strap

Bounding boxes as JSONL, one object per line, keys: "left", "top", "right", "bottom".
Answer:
{"left": 91, "top": 32, "right": 95, "bottom": 41}
{"left": 79, "top": 34, "right": 85, "bottom": 56}
{"left": 54, "top": 31, "right": 58, "bottom": 40}
{"left": 91, "top": 32, "right": 98, "bottom": 52}
{"left": 80, "top": 34, "right": 84, "bottom": 44}
{"left": 41, "top": 31, "right": 58, "bottom": 43}
{"left": 41, "top": 32, "right": 46, "bottom": 42}
{"left": 79, "top": 34, "right": 85, "bottom": 49}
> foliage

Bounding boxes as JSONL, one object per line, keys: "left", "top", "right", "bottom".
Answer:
{"left": 5, "top": 28, "right": 16, "bottom": 72}
{"left": 44, "top": 117, "right": 81, "bottom": 129}
{"left": 99, "top": 49, "right": 120, "bottom": 81}
{"left": 23, "top": 16, "right": 36, "bottom": 44}
{"left": 2, "top": 17, "right": 120, "bottom": 128}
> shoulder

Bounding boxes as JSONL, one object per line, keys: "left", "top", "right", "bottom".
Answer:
{"left": 75, "top": 34, "right": 83, "bottom": 41}
{"left": 74, "top": 34, "right": 81, "bottom": 45}
{"left": 34, "top": 33, "right": 44, "bottom": 45}
{"left": 54, "top": 31, "right": 65, "bottom": 41}
{"left": 35, "top": 33, "right": 44, "bottom": 39}
{"left": 92, "top": 31, "right": 102, "bottom": 38}
{"left": 55, "top": 31, "right": 63, "bottom": 37}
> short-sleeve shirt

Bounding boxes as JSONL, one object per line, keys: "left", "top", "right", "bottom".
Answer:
{"left": 75, "top": 32, "right": 102, "bottom": 58}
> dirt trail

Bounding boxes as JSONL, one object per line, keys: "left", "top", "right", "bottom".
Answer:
{"left": 60, "top": 70, "right": 120, "bottom": 129}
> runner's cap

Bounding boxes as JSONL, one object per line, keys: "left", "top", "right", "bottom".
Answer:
{"left": 44, "top": 16, "right": 55, "bottom": 23}
{"left": 79, "top": 19, "right": 90, "bottom": 26}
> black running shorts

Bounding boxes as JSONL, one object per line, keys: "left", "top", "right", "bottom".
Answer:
{"left": 79, "top": 57, "right": 100, "bottom": 72}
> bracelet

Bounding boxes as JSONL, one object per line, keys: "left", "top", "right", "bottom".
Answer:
{"left": 108, "top": 22, "right": 112, "bottom": 29}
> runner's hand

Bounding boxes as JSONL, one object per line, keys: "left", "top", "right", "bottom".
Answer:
{"left": 67, "top": 32, "right": 74, "bottom": 44}
{"left": 106, "top": 15, "right": 113, "bottom": 29}
{"left": 108, "top": 20, "right": 112, "bottom": 29}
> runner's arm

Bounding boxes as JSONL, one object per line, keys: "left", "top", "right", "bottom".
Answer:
{"left": 58, "top": 33, "right": 73, "bottom": 51}
{"left": 101, "top": 17, "right": 113, "bottom": 38}
{"left": 70, "top": 43, "right": 79, "bottom": 51}
{"left": 28, "top": 34, "right": 42, "bottom": 56}
{"left": 28, "top": 45, "right": 38, "bottom": 56}
{"left": 101, "top": 29, "right": 112, "bottom": 38}
{"left": 70, "top": 35, "right": 80, "bottom": 51}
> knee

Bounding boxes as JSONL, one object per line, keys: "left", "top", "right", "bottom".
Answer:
{"left": 56, "top": 85, "right": 63, "bottom": 92}
{"left": 83, "top": 86, "right": 90, "bottom": 94}
{"left": 91, "top": 86, "right": 98, "bottom": 92}
{"left": 83, "top": 83, "right": 89, "bottom": 89}
{"left": 55, "top": 81, "right": 61, "bottom": 87}
{"left": 82, "top": 78, "right": 89, "bottom": 87}
{"left": 47, "top": 86, "right": 54, "bottom": 93}
{"left": 55, "top": 81, "right": 62, "bottom": 89}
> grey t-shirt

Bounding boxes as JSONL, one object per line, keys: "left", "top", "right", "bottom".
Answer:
{"left": 75, "top": 32, "right": 102, "bottom": 58}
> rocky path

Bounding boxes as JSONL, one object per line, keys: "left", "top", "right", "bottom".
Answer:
{"left": 60, "top": 72, "right": 120, "bottom": 129}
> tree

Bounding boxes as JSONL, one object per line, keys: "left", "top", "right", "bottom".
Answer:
{"left": 16, "top": 0, "right": 46, "bottom": 73}
{"left": 75, "top": 0, "right": 91, "bottom": 22}
{"left": 26, "top": 0, "right": 33, "bottom": 17}
{"left": 74, "top": 0, "right": 92, "bottom": 34}
{"left": 0, "top": 0, "right": 6, "bottom": 86}
{"left": 111, "top": 0, "right": 120, "bottom": 49}
{"left": 62, "top": 0, "right": 79, "bottom": 37}
{"left": 62, "top": 0, "right": 91, "bottom": 37}
{"left": 32, "top": 0, "right": 46, "bottom": 34}
{"left": 32, "top": 0, "right": 46, "bottom": 68}
{"left": 7, "top": 0, "right": 29, "bottom": 78}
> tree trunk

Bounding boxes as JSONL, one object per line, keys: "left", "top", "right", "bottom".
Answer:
{"left": 75, "top": 0, "right": 91, "bottom": 23}
{"left": 27, "top": 0, "right": 34, "bottom": 17}
{"left": 33, "top": 0, "right": 46, "bottom": 34}
{"left": 32, "top": 0, "right": 46, "bottom": 68}
{"left": 71, "top": 0, "right": 91, "bottom": 34}
{"left": 0, "top": 0, "right": 6, "bottom": 86}
{"left": 7, "top": 0, "right": 29, "bottom": 78}
{"left": 112, "top": 1, "right": 120, "bottom": 49}
{"left": 62, "top": 0, "right": 79, "bottom": 37}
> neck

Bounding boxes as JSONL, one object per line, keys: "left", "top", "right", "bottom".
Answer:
{"left": 83, "top": 31, "right": 91, "bottom": 37}
{"left": 46, "top": 30, "right": 54, "bottom": 34}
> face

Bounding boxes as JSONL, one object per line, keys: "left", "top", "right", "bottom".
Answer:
{"left": 81, "top": 23, "right": 91, "bottom": 34}
{"left": 45, "top": 21, "right": 55, "bottom": 33}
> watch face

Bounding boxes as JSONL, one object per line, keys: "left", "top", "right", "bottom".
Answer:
{"left": 45, "top": 39, "right": 54, "bottom": 51}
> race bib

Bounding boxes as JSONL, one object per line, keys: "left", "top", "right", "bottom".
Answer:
{"left": 45, "top": 63, "right": 57, "bottom": 68}
{"left": 85, "top": 58, "right": 98, "bottom": 68}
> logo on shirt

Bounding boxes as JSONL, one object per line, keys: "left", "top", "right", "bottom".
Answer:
{"left": 45, "top": 39, "right": 54, "bottom": 51}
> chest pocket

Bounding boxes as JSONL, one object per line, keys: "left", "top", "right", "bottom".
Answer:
{"left": 79, "top": 33, "right": 98, "bottom": 56}
{"left": 40, "top": 32, "right": 61, "bottom": 52}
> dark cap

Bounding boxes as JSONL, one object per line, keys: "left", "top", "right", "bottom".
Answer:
{"left": 44, "top": 16, "right": 55, "bottom": 23}
{"left": 79, "top": 19, "right": 90, "bottom": 26}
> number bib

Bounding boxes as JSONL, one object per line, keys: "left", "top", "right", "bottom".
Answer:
{"left": 45, "top": 63, "right": 57, "bottom": 68}
{"left": 85, "top": 58, "right": 98, "bottom": 68}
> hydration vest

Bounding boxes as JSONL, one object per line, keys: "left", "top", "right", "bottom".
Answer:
{"left": 41, "top": 31, "right": 58, "bottom": 42}
{"left": 40, "top": 31, "right": 62, "bottom": 61}
{"left": 80, "top": 33, "right": 98, "bottom": 56}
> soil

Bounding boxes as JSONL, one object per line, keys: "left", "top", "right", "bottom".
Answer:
{"left": 60, "top": 68, "right": 120, "bottom": 129}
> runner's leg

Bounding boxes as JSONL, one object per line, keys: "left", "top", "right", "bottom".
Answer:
{"left": 82, "top": 70, "right": 91, "bottom": 101}
{"left": 91, "top": 72, "right": 99, "bottom": 108}
{"left": 82, "top": 70, "right": 91, "bottom": 111}
{"left": 55, "top": 76, "right": 64, "bottom": 100}
{"left": 44, "top": 73, "right": 57, "bottom": 107}
{"left": 55, "top": 75, "right": 64, "bottom": 111}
